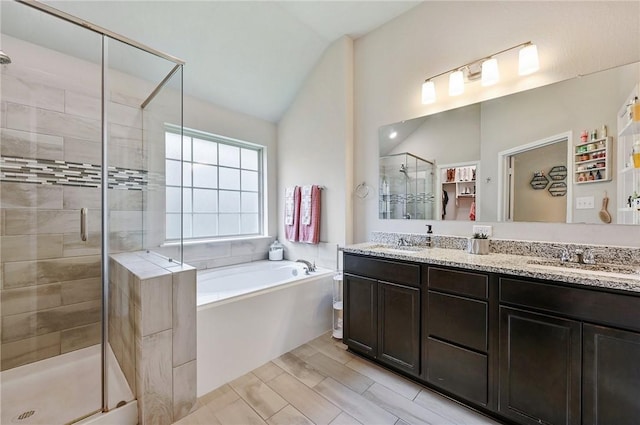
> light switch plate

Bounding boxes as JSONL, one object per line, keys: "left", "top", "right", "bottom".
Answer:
{"left": 472, "top": 225, "right": 493, "bottom": 237}
{"left": 576, "top": 196, "right": 595, "bottom": 209}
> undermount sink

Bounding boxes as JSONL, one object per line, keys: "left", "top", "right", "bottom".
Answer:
{"left": 527, "top": 259, "right": 640, "bottom": 279}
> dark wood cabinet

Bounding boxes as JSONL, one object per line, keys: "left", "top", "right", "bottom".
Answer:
{"left": 499, "top": 306, "right": 581, "bottom": 425}
{"left": 343, "top": 254, "right": 421, "bottom": 377}
{"left": 343, "top": 273, "right": 377, "bottom": 356}
{"left": 378, "top": 281, "right": 420, "bottom": 375}
{"left": 583, "top": 324, "right": 640, "bottom": 425}
{"left": 343, "top": 251, "right": 640, "bottom": 425}
{"left": 424, "top": 266, "right": 493, "bottom": 408}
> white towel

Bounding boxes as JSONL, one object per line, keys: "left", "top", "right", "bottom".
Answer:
{"left": 285, "top": 187, "right": 295, "bottom": 225}
{"left": 301, "top": 185, "right": 312, "bottom": 225}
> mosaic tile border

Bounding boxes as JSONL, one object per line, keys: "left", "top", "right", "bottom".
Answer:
{"left": 0, "top": 156, "right": 147, "bottom": 190}
{"left": 371, "top": 231, "right": 640, "bottom": 266}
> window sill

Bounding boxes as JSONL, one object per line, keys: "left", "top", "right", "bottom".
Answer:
{"left": 161, "top": 235, "right": 272, "bottom": 247}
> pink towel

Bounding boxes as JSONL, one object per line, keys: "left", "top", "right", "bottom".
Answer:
{"left": 299, "top": 185, "right": 321, "bottom": 244}
{"left": 284, "top": 186, "right": 301, "bottom": 241}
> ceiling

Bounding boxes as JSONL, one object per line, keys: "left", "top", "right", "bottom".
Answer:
{"left": 33, "top": 1, "right": 421, "bottom": 122}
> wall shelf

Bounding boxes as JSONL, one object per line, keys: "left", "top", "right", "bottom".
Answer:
{"left": 574, "top": 136, "right": 611, "bottom": 183}
{"left": 619, "top": 118, "right": 640, "bottom": 138}
{"left": 616, "top": 84, "right": 640, "bottom": 225}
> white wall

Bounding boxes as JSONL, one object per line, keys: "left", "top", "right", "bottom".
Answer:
{"left": 353, "top": 1, "right": 640, "bottom": 247}
{"left": 277, "top": 36, "right": 354, "bottom": 268}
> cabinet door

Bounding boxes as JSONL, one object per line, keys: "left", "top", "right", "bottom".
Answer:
{"left": 583, "top": 324, "right": 640, "bottom": 425}
{"left": 378, "top": 281, "right": 420, "bottom": 376}
{"left": 499, "top": 307, "right": 581, "bottom": 425}
{"left": 343, "top": 274, "right": 377, "bottom": 356}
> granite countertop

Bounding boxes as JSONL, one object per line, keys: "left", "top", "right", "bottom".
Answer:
{"left": 343, "top": 242, "right": 640, "bottom": 294}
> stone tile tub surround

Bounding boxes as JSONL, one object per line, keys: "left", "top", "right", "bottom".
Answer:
{"left": 110, "top": 251, "right": 196, "bottom": 425}
{"left": 155, "top": 236, "right": 273, "bottom": 271}
{"left": 350, "top": 231, "right": 640, "bottom": 293}
{"left": 370, "top": 231, "right": 639, "bottom": 266}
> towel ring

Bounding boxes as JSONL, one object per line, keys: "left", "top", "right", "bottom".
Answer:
{"left": 355, "top": 182, "right": 370, "bottom": 199}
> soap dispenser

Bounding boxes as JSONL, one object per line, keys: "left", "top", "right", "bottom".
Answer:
{"left": 425, "top": 224, "right": 433, "bottom": 247}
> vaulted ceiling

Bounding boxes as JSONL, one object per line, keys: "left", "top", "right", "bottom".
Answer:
{"left": 38, "top": 1, "right": 421, "bottom": 122}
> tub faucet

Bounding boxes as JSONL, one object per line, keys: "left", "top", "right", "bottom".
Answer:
{"left": 296, "top": 259, "right": 315, "bottom": 273}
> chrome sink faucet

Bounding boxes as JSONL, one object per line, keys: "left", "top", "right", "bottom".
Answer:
{"left": 296, "top": 259, "right": 316, "bottom": 274}
{"left": 397, "top": 237, "right": 410, "bottom": 247}
{"left": 560, "top": 247, "right": 596, "bottom": 265}
{"left": 560, "top": 247, "right": 572, "bottom": 263}
{"left": 575, "top": 248, "right": 596, "bottom": 265}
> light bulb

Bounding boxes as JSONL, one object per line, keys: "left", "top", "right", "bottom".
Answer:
{"left": 421, "top": 80, "right": 436, "bottom": 104}
{"left": 449, "top": 70, "right": 464, "bottom": 96}
{"left": 519, "top": 43, "right": 539, "bottom": 76}
{"left": 481, "top": 58, "right": 499, "bottom": 86}
{"left": 389, "top": 131, "right": 397, "bottom": 139}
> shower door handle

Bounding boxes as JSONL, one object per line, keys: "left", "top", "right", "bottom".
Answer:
{"left": 80, "top": 208, "right": 88, "bottom": 241}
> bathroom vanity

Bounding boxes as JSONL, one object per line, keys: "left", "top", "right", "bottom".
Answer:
{"left": 342, "top": 242, "right": 640, "bottom": 425}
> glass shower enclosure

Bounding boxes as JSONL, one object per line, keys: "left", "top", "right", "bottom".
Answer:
{"left": 0, "top": 1, "right": 184, "bottom": 423}
{"left": 379, "top": 152, "right": 435, "bottom": 220}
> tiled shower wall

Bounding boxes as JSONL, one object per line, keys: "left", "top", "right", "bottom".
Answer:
{"left": 0, "top": 36, "right": 147, "bottom": 370}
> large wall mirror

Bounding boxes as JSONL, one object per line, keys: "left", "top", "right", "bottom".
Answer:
{"left": 379, "top": 61, "right": 640, "bottom": 225}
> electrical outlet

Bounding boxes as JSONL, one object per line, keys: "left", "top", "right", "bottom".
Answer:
{"left": 472, "top": 225, "right": 492, "bottom": 237}
{"left": 576, "top": 196, "right": 595, "bottom": 209}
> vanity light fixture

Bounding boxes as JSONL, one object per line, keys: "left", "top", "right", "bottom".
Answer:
{"left": 421, "top": 41, "right": 539, "bottom": 104}
{"left": 518, "top": 43, "right": 539, "bottom": 75}
{"left": 421, "top": 80, "right": 436, "bottom": 104}
{"left": 481, "top": 58, "right": 500, "bottom": 86}
{"left": 449, "top": 70, "right": 465, "bottom": 96}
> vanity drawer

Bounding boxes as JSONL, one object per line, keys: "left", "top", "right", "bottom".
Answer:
{"left": 427, "top": 267, "right": 488, "bottom": 299}
{"left": 426, "top": 337, "right": 488, "bottom": 406}
{"left": 428, "top": 291, "right": 488, "bottom": 352}
{"left": 344, "top": 254, "right": 420, "bottom": 287}
{"left": 500, "top": 277, "right": 640, "bottom": 332}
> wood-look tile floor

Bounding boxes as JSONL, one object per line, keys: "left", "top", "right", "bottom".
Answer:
{"left": 174, "top": 333, "right": 503, "bottom": 425}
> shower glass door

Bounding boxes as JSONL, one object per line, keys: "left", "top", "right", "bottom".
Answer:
{"left": 104, "top": 35, "right": 183, "bottom": 411}
{"left": 2, "top": 2, "right": 184, "bottom": 423}
{"left": 0, "top": 2, "right": 105, "bottom": 423}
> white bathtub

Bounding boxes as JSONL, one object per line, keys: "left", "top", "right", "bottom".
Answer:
{"left": 196, "top": 260, "right": 334, "bottom": 396}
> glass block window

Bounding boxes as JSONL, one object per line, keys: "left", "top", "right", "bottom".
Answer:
{"left": 165, "top": 128, "right": 263, "bottom": 240}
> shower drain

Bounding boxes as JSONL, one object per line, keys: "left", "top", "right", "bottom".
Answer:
{"left": 12, "top": 410, "right": 36, "bottom": 422}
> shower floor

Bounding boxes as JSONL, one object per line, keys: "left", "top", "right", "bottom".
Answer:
{"left": 0, "top": 344, "right": 133, "bottom": 425}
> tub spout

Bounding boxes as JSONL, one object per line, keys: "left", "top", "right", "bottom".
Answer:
{"left": 296, "top": 259, "right": 315, "bottom": 272}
